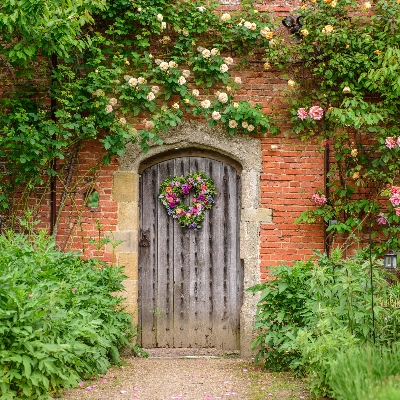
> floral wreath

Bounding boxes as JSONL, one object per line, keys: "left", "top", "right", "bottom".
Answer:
{"left": 158, "top": 172, "right": 216, "bottom": 229}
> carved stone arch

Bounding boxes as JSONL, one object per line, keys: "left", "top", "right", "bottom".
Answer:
{"left": 111, "top": 121, "right": 271, "bottom": 355}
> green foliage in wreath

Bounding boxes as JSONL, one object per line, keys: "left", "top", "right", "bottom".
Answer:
{"left": 158, "top": 172, "right": 216, "bottom": 229}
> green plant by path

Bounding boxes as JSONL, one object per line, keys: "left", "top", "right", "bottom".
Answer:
{"left": 250, "top": 249, "right": 400, "bottom": 397}
{"left": 0, "top": 231, "right": 134, "bottom": 399}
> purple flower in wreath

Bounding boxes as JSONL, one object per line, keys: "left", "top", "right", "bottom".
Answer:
{"left": 169, "top": 202, "right": 177, "bottom": 208}
{"left": 182, "top": 184, "right": 190, "bottom": 195}
{"left": 197, "top": 193, "right": 205, "bottom": 201}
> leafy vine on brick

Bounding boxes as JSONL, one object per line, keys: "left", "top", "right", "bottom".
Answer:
{"left": 0, "top": 0, "right": 279, "bottom": 217}
{"left": 262, "top": 0, "right": 400, "bottom": 252}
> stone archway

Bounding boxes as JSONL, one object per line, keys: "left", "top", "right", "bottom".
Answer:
{"left": 110, "top": 121, "right": 271, "bottom": 356}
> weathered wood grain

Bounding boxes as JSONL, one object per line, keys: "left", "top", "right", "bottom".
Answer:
{"left": 138, "top": 156, "right": 242, "bottom": 349}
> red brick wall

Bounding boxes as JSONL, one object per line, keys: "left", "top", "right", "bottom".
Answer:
{"left": 57, "top": 0, "right": 325, "bottom": 278}
{"left": 4, "top": 0, "right": 326, "bottom": 279}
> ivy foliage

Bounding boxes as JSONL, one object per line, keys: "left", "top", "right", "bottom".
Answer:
{"left": 263, "top": 0, "right": 400, "bottom": 249}
{"left": 0, "top": 0, "right": 279, "bottom": 214}
{"left": 0, "top": 0, "right": 107, "bottom": 64}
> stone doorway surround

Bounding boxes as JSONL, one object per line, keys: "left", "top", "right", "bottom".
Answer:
{"left": 109, "top": 121, "right": 272, "bottom": 356}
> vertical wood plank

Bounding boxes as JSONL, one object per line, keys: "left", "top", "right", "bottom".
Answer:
{"left": 208, "top": 160, "right": 225, "bottom": 349}
{"left": 155, "top": 160, "right": 175, "bottom": 347}
{"left": 138, "top": 167, "right": 157, "bottom": 347}
{"left": 188, "top": 157, "right": 209, "bottom": 347}
{"left": 223, "top": 165, "right": 240, "bottom": 350}
{"left": 172, "top": 158, "right": 191, "bottom": 347}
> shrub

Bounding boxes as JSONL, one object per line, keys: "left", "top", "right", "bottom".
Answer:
{"left": 248, "top": 259, "right": 313, "bottom": 371}
{"left": 250, "top": 249, "right": 400, "bottom": 397}
{"left": 0, "top": 231, "right": 134, "bottom": 399}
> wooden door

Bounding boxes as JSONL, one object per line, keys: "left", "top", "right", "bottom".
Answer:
{"left": 138, "top": 155, "right": 242, "bottom": 350}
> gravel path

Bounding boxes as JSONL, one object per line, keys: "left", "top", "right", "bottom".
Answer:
{"left": 57, "top": 349, "right": 309, "bottom": 400}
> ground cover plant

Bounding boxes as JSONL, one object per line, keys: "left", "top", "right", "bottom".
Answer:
{"left": 0, "top": 230, "right": 134, "bottom": 399}
{"left": 250, "top": 249, "right": 400, "bottom": 398}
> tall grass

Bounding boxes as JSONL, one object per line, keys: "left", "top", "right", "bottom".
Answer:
{"left": 329, "top": 345, "right": 400, "bottom": 400}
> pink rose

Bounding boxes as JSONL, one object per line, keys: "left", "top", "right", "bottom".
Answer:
{"left": 389, "top": 193, "right": 400, "bottom": 207}
{"left": 385, "top": 137, "right": 397, "bottom": 149}
{"left": 297, "top": 108, "right": 309, "bottom": 120}
{"left": 390, "top": 186, "right": 400, "bottom": 195}
{"left": 309, "top": 106, "right": 324, "bottom": 120}
{"left": 312, "top": 193, "right": 327, "bottom": 205}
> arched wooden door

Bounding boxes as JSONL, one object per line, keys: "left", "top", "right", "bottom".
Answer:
{"left": 138, "top": 155, "right": 242, "bottom": 350}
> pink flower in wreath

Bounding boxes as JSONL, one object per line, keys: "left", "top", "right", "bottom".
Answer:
{"left": 166, "top": 186, "right": 172, "bottom": 193}
{"left": 297, "top": 108, "right": 309, "bottom": 120}
{"left": 309, "top": 106, "right": 324, "bottom": 120}
{"left": 385, "top": 137, "right": 397, "bottom": 149}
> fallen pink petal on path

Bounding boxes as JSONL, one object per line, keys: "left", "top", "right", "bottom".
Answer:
{"left": 133, "top": 387, "right": 140, "bottom": 391}
{"left": 101, "top": 379, "right": 107, "bottom": 383}
{"left": 120, "top": 390, "right": 127, "bottom": 394}
{"left": 78, "top": 382, "right": 85, "bottom": 387}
